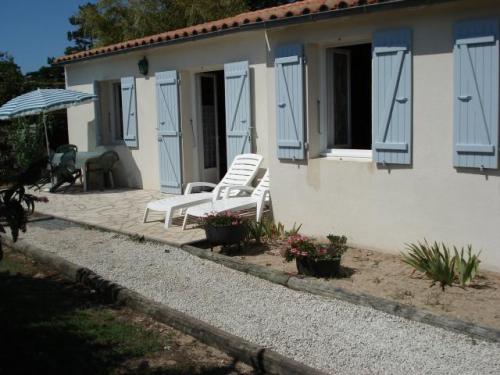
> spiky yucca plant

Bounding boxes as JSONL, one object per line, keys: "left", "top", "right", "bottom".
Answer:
{"left": 454, "top": 245, "right": 481, "bottom": 287}
{"left": 402, "top": 241, "right": 456, "bottom": 290}
{"left": 402, "top": 241, "right": 481, "bottom": 290}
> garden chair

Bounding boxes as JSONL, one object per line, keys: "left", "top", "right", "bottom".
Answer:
{"left": 49, "top": 149, "right": 82, "bottom": 193}
{"left": 86, "top": 150, "right": 120, "bottom": 190}
{"left": 143, "top": 153, "right": 263, "bottom": 228}
{"left": 182, "top": 169, "right": 270, "bottom": 230}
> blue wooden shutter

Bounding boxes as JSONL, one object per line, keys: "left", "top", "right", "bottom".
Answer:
{"left": 372, "top": 28, "right": 412, "bottom": 165}
{"left": 156, "top": 71, "right": 183, "bottom": 194}
{"left": 275, "top": 44, "right": 305, "bottom": 160}
{"left": 121, "top": 76, "right": 138, "bottom": 147}
{"left": 224, "top": 61, "right": 251, "bottom": 165}
{"left": 453, "top": 19, "right": 499, "bottom": 169}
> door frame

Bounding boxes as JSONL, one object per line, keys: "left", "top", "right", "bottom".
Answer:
{"left": 196, "top": 72, "right": 221, "bottom": 183}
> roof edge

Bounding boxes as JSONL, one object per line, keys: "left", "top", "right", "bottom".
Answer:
{"left": 54, "top": 0, "right": 456, "bottom": 66}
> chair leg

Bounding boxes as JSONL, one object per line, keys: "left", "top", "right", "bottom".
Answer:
{"left": 164, "top": 208, "right": 173, "bottom": 229}
{"left": 108, "top": 171, "right": 114, "bottom": 189}
{"left": 143, "top": 208, "right": 149, "bottom": 223}
{"left": 83, "top": 167, "right": 88, "bottom": 191}
{"left": 182, "top": 213, "right": 189, "bottom": 230}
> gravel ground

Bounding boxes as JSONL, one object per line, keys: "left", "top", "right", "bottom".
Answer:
{"left": 18, "top": 219, "right": 500, "bottom": 374}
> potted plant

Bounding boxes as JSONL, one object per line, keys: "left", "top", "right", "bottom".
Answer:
{"left": 202, "top": 211, "right": 246, "bottom": 250}
{"left": 282, "top": 234, "right": 348, "bottom": 278}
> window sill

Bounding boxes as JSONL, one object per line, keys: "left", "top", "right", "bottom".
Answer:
{"left": 321, "top": 149, "right": 372, "bottom": 162}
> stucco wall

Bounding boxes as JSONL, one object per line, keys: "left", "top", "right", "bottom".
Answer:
{"left": 64, "top": 0, "right": 500, "bottom": 270}
{"left": 65, "top": 29, "right": 269, "bottom": 190}
{"left": 266, "top": 0, "right": 500, "bottom": 271}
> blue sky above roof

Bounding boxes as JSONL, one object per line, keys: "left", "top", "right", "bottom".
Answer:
{"left": 0, "top": 0, "right": 93, "bottom": 73}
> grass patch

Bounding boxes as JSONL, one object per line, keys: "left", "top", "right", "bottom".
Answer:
{"left": 0, "top": 251, "right": 170, "bottom": 375}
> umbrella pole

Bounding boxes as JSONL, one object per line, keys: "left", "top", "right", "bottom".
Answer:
{"left": 42, "top": 113, "right": 53, "bottom": 186}
{"left": 43, "top": 113, "right": 50, "bottom": 158}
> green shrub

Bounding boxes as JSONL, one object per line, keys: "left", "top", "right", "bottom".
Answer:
{"left": 245, "top": 220, "right": 266, "bottom": 244}
{"left": 9, "top": 117, "right": 46, "bottom": 169}
{"left": 401, "top": 241, "right": 481, "bottom": 290}
{"left": 454, "top": 245, "right": 481, "bottom": 287}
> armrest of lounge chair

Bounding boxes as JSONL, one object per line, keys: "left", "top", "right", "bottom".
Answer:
{"left": 223, "top": 185, "right": 254, "bottom": 199}
{"left": 184, "top": 182, "right": 217, "bottom": 195}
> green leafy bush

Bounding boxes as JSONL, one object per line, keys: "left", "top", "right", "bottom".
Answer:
{"left": 401, "top": 241, "right": 481, "bottom": 290}
{"left": 9, "top": 117, "right": 47, "bottom": 170}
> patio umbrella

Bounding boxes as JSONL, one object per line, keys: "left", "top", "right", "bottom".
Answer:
{"left": 0, "top": 88, "right": 97, "bottom": 158}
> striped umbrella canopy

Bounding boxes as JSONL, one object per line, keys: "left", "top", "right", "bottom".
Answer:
{"left": 0, "top": 89, "right": 97, "bottom": 184}
{"left": 0, "top": 88, "right": 96, "bottom": 119}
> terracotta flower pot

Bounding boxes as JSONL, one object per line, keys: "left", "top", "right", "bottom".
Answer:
{"left": 296, "top": 257, "right": 341, "bottom": 278}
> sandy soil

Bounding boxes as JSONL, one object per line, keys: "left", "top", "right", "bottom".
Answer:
{"left": 203, "top": 241, "right": 500, "bottom": 331}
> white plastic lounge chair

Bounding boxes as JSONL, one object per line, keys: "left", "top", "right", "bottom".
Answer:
{"left": 143, "top": 153, "right": 263, "bottom": 228}
{"left": 182, "top": 170, "right": 270, "bottom": 230}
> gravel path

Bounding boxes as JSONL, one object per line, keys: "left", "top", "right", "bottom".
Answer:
{"left": 19, "top": 220, "right": 500, "bottom": 374}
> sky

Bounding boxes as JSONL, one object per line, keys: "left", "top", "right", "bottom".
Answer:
{"left": 0, "top": 0, "right": 94, "bottom": 73}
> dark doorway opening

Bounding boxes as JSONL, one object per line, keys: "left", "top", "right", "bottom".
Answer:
{"left": 198, "top": 70, "right": 227, "bottom": 182}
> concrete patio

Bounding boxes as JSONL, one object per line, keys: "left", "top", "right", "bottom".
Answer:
{"left": 32, "top": 187, "right": 206, "bottom": 246}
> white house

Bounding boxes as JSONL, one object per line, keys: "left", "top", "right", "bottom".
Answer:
{"left": 55, "top": 0, "right": 500, "bottom": 271}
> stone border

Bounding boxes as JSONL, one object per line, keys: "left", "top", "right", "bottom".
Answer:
{"left": 29, "top": 214, "right": 500, "bottom": 343}
{"left": 2, "top": 237, "right": 326, "bottom": 375}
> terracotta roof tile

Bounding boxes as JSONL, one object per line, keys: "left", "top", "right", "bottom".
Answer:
{"left": 54, "top": 0, "right": 413, "bottom": 64}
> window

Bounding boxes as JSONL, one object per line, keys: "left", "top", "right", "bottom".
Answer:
{"left": 324, "top": 43, "right": 372, "bottom": 158}
{"left": 96, "top": 80, "right": 124, "bottom": 145}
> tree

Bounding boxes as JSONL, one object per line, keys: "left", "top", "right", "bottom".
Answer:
{"left": 0, "top": 53, "right": 25, "bottom": 184}
{"left": 66, "top": 2, "right": 100, "bottom": 54}
{"left": 65, "top": 0, "right": 286, "bottom": 53}
{"left": 0, "top": 52, "right": 24, "bottom": 105}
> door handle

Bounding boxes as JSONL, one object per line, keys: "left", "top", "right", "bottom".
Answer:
{"left": 458, "top": 95, "right": 472, "bottom": 102}
{"left": 278, "top": 102, "right": 286, "bottom": 108}
{"left": 395, "top": 97, "right": 408, "bottom": 103}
